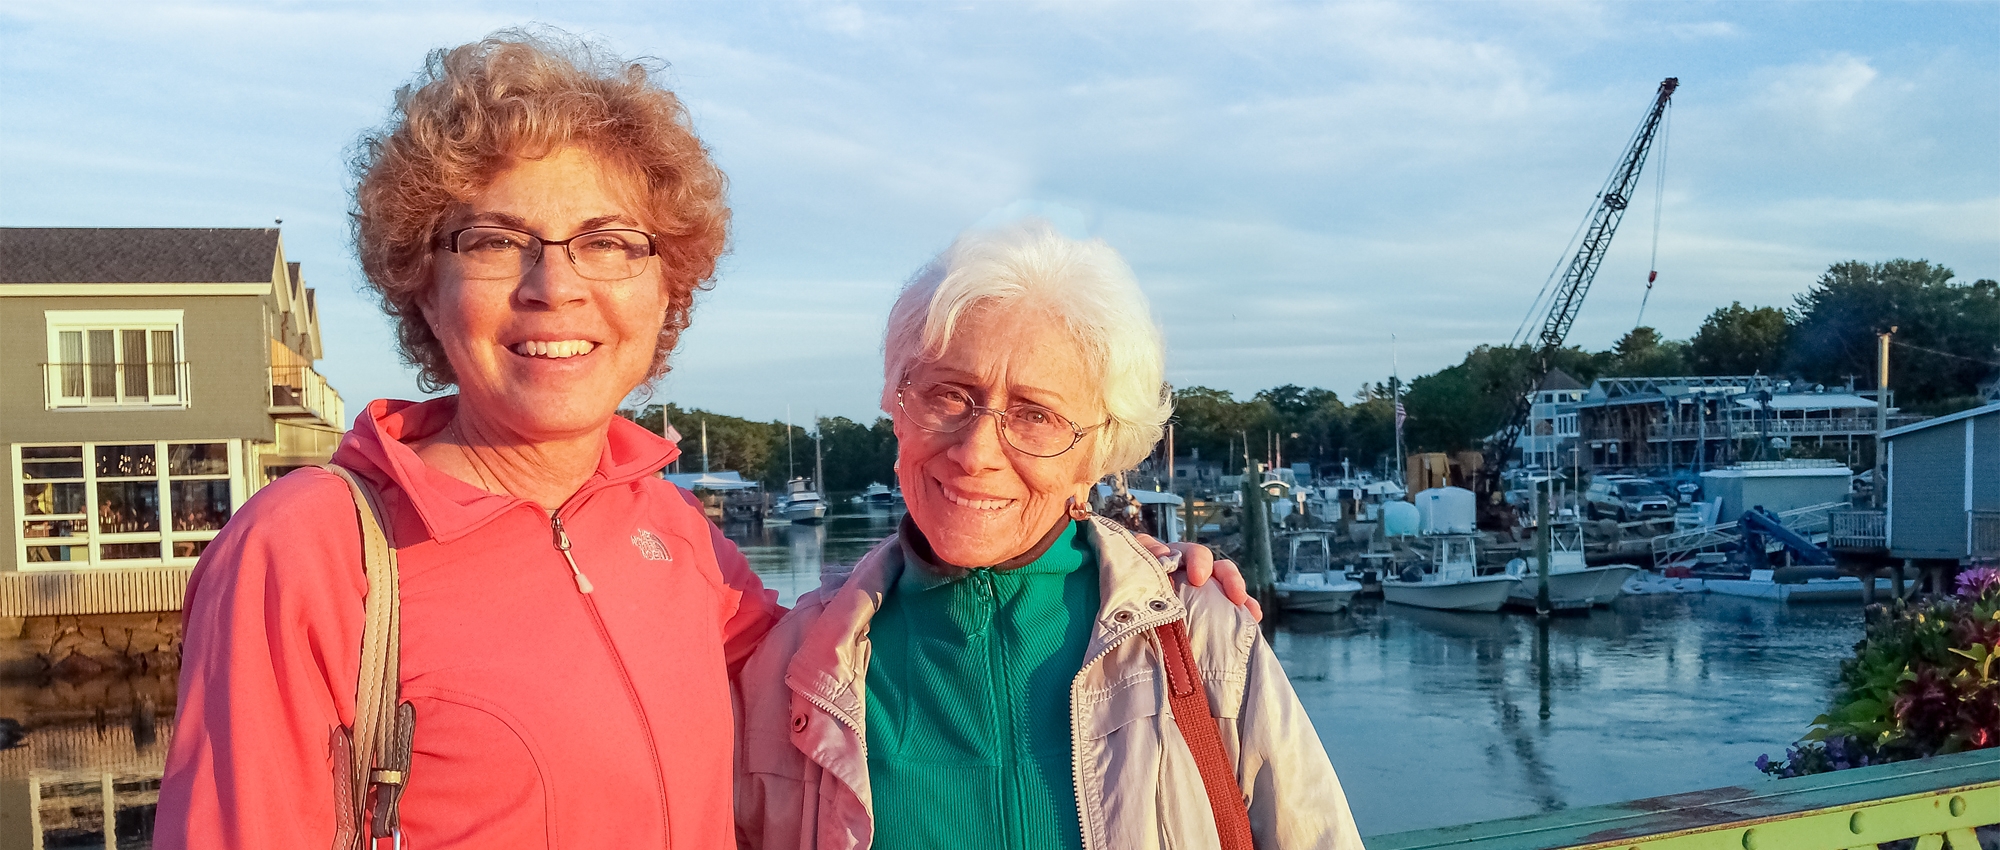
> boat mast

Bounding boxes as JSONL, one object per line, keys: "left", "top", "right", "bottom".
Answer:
{"left": 814, "top": 412, "right": 824, "bottom": 495}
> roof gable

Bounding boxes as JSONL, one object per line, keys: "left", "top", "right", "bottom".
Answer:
{"left": 0, "top": 227, "right": 281, "bottom": 284}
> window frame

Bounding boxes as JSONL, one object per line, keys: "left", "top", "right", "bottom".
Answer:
{"left": 43, "top": 309, "right": 190, "bottom": 410}
{"left": 12, "top": 440, "right": 241, "bottom": 570}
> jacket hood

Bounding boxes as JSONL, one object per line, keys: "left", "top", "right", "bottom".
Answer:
{"left": 329, "top": 396, "right": 682, "bottom": 546}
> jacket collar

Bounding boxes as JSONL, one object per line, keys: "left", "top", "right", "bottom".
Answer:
{"left": 328, "top": 396, "right": 681, "bottom": 546}
{"left": 784, "top": 516, "right": 1187, "bottom": 724}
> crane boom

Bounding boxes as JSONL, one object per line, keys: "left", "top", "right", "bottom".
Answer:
{"left": 1535, "top": 77, "right": 1678, "bottom": 351}
{"left": 1480, "top": 77, "right": 1678, "bottom": 512}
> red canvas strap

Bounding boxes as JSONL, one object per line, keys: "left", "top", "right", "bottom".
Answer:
{"left": 1154, "top": 619, "right": 1255, "bottom": 850}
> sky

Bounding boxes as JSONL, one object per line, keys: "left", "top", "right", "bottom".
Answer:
{"left": 3, "top": 1, "right": 1996, "bottom": 426}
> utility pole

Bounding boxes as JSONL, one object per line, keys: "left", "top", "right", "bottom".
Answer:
{"left": 1875, "top": 327, "right": 1895, "bottom": 508}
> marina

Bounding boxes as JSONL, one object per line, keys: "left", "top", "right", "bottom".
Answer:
{"left": 0, "top": 509, "right": 1898, "bottom": 843}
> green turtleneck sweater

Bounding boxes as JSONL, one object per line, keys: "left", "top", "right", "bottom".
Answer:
{"left": 864, "top": 519, "right": 1099, "bottom": 850}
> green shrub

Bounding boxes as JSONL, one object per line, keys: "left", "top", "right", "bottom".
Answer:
{"left": 1759, "top": 568, "right": 2000, "bottom": 777}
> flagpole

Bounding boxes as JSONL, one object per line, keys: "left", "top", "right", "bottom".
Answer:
{"left": 1392, "top": 333, "right": 1403, "bottom": 485}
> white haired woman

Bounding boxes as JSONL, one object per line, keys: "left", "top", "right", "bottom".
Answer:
{"left": 735, "top": 222, "right": 1362, "bottom": 850}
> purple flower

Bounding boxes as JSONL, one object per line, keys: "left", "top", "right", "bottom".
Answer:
{"left": 1957, "top": 567, "right": 2000, "bottom": 600}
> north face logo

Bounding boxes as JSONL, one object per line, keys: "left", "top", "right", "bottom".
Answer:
{"left": 631, "top": 529, "right": 672, "bottom": 562}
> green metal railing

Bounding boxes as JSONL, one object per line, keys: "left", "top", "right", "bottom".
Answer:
{"left": 1368, "top": 746, "right": 1999, "bottom": 850}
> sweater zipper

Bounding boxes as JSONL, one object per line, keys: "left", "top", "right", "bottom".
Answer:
{"left": 550, "top": 507, "right": 673, "bottom": 845}
{"left": 550, "top": 515, "right": 594, "bottom": 593}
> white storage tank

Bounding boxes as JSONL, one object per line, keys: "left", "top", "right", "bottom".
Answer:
{"left": 1380, "top": 500, "right": 1421, "bottom": 537}
{"left": 1415, "top": 487, "right": 1477, "bottom": 534}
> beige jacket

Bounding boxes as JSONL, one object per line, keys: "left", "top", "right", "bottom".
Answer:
{"left": 735, "top": 516, "right": 1364, "bottom": 850}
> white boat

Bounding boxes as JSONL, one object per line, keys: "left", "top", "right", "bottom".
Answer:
{"left": 1705, "top": 569, "right": 1891, "bottom": 603}
{"left": 1506, "top": 522, "right": 1640, "bottom": 611}
{"left": 1381, "top": 535, "right": 1520, "bottom": 613}
{"left": 857, "top": 482, "right": 895, "bottom": 509}
{"left": 781, "top": 477, "right": 827, "bottom": 523}
{"left": 1274, "top": 570, "right": 1364, "bottom": 613}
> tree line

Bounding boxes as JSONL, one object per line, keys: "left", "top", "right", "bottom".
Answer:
{"left": 624, "top": 259, "right": 1996, "bottom": 485}
{"left": 619, "top": 404, "right": 898, "bottom": 497}
{"left": 1171, "top": 258, "right": 1997, "bottom": 471}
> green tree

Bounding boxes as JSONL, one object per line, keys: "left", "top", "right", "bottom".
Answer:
{"left": 815, "top": 415, "right": 898, "bottom": 496}
{"left": 1400, "top": 344, "right": 1600, "bottom": 454}
{"left": 1689, "top": 302, "right": 1791, "bottom": 376}
{"left": 1597, "top": 326, "right": 1689, "bottom": 377}
{"left": 1789, "top": 260, "right": 2000, "bottom": 412}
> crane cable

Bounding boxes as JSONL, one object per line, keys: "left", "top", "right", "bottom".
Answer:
{"left": 1634, "top": 102, "right": 1672, "bottom": 328}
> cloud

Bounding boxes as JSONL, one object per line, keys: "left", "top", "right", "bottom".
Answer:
{"left": 1, "top": 0, "right": 1993, "bottom": 425}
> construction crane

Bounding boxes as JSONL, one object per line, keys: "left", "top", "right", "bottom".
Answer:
{"left": 1478, "top": 77, "right": 1678, "bottom": 523}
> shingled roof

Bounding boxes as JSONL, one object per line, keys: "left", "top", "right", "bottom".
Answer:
{"left": 0, "top": 227, "right": 281, "bottom": 284}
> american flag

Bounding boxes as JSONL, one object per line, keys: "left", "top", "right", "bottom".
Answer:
{"left": 1394, "top": 400, "right": 1407, "bottom": 429}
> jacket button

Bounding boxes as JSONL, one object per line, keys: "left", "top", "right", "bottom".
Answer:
{"left": 1113, "top": 610, "right": 1135, "bottom": 624}
{"left": 1148, "top": 599, "right": 1170, "bottom": 612}
{"left": 791, "top": 714, "right": 808, "bottom": 733}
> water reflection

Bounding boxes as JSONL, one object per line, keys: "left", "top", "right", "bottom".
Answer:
{"left": 1278, "top": 594, "right": 1862, "bottom": 835}
{"left": 0, "top": 515, "right": 1869, "bottom": 845}
{"left": 0, "top": 672, "right": 168, "bottom": 849}
{"left": 729, "top": 509, "right": 902, "bottom": 606}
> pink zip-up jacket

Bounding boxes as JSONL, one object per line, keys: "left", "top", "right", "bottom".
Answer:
{"left": 156, "top": 397, "right": 782, "bottom": 848}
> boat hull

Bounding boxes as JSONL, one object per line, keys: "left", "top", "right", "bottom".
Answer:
{"left": 1507, "top": 565, "right": 1640, "bottom": 611}
{"left": 1382, "top": 575, "right": 1519, "bottom": 613}
{"left": 782, "top": 502, "right": 828, "bottom": 523}
{"left": 1274, "top": 583, "right": 1361, "bottom": 614}
{"left": 1706, "top": 576, "right": 1891, "bottom": 603}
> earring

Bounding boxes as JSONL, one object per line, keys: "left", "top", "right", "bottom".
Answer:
{"left": 1066, "top": 496, "right": 1091, "bottom": 521}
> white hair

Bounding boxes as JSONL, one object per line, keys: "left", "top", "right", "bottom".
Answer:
{"left": 880, "top": 219, "right": 1171, "bottom": 477}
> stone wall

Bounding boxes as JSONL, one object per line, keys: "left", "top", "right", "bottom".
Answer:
{"left": 0, "top": 612, "right": 183, "bottom": 679}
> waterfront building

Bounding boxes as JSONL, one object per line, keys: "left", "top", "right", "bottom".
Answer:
{"left": 1518, "top": 369, "right": 1586, "bottom": 471}
{"left": 1559, "top": 375, "right": 1922, "bottom": 474}
{"left": 1880, "top": 402, "right": 1999, "bottom": 563}
{"left": 0, "top": 227, "right": 345, "bottom": 616}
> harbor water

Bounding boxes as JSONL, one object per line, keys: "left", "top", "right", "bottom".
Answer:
{"left": 0, "top": 510, "right": 1863, "bottom": 843}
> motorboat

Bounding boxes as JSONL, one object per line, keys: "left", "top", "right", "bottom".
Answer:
{"left": 781, "top": 477, "right": 827, "bottom": 524}
{"left": 1705, "top": 568, "right": 1892, "bottom": 603}
{"left": 1381, "top": 535, "right": 1520, "bottom": 613}
{"left": 1274, "top": 569, "right": 1364, "bottom": 613}
{"left": 861, "top": 482, "right": 896, "bottom": 509}
{"left": 1505, "top": 521, "right": 1640, "bottom": 611}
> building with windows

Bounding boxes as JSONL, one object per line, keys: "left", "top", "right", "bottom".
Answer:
{"left": 0, "top": 227, "right": 345, "bottom": 614}
{"left": 1518, "top": 369, "right": 1587, "bottom": 472}
{"left": 1564, "top": 376, "right": 1922, "bottom": 474}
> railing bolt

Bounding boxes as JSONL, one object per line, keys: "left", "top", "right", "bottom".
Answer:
{"left": 1948, "top": 795, "right": 1967, "bottom": 817}
{"left": 1849, "top": 810, "right": 1866, "bottom": 834}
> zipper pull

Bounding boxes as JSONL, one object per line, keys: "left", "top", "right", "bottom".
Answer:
{"left": 551, "top": 515, "right": 594, "bottom": 594}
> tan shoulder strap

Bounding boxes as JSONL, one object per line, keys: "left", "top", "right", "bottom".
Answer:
{"left": 324, "top": 464, "right": 412, "bottom": 849}
{"left": 1154, "top": 618, "right": 1255, "bottom": 850}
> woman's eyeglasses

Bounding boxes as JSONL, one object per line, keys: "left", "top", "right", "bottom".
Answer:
{"left": 440, "top": 226, "right": 658, "bottom": 281}
{"left": 897, "top": 380, "right": 1101, "bottom": 458}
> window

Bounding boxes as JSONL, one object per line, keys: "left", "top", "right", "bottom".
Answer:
{"left": 14, "top": 441, "right": 237, "bottom": 568}
{"left": 1556, "top": 413, "right": 1579, "bottom": 437}
{"left": 44, "top": 309, "right": 188, "bottom": 409}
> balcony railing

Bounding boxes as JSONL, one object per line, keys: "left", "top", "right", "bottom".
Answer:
{"left": 1652, "top": 501, "right": 1842, "bottom": 569}
{"left": 270, "top": 364, "right": 344, "bottom": 427}
{"left": 1617, "top": 415, "right": 1928, "bottom": 442}
{"left": 42, "top": 361, "right": 191, "bottom": 409}
{"left": 1367, "top": 745, "right": 1999, "bottom": 850}
{"left": 1831, "top": 508, "right": 1888, "bottom": 552}
{"left": 1975, "top": 511, "right": 2000, "bottom": 559}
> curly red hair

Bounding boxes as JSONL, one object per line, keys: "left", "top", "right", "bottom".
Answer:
{"left": 350, "top": 28, "right": 729, "bottom": 390}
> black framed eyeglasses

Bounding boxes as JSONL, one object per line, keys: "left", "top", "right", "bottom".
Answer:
{"left": 440, "top": 226, "right": 659, "bottom": 282}
{"left": 897, "top": 380, "right": 1104, "bottom": 458}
